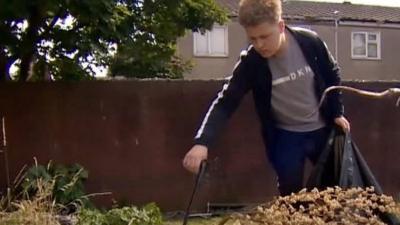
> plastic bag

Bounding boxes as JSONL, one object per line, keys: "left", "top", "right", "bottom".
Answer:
{"left": 306, "top": 128, "right": 399, "bottom": 224}
{"left": 307, "top": 128, "right": 382, "bottom": 191}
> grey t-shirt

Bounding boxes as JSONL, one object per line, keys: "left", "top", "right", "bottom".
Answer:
{"left": 268, "top": 30, "right": 325, "bottom": 132}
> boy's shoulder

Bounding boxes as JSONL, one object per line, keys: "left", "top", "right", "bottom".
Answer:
{"left": 289, "top": 26, "right": 319, "bottom": 39}
{"left": 239, "top": 45, "right": 254, "bottom": 57}
{"left": 287, "top": 26, "right": 324, "bottom": 49}
{"left": 239, "top": 45, "right": 263, "bottom": 63}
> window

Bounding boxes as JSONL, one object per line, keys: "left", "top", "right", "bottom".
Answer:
{"left": 193, "top": 25, "right": 228, "bottom": 57}
{"left": 351, "top": 32, "right": 381, "bottom": 59}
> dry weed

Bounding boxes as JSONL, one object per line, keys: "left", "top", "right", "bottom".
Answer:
{"left": 220, "top": 187, "right": 400, "bottom": 225}
{"left": 0, "top": 179, "right": 64, "bottom": 225}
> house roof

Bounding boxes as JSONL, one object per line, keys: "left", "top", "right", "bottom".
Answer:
{"left": 217, "top": 0, "right": 400, "bottom": 23}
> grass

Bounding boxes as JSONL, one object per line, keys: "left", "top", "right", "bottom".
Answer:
{"left": 162, "top": 217, "right": 223, "bottom": 225}
{"left": 0, "top": 178, "right": 222, "bottom": 225}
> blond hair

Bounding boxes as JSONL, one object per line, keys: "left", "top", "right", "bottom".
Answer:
{"left": 238, "top": 0, "right": 282, "bottom": 27}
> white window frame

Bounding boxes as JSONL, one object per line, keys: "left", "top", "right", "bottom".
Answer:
{"left": 351, "top": 31, "right": 381, "bottom": 60}
{"left": 193, "top": 25, "right": 229, "bottom": 57}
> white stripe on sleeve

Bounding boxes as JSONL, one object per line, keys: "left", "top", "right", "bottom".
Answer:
{"left": 194, "top": 46, "right": 252, "bottom": 140}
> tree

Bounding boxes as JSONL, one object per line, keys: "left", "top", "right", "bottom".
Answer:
{"left": 0, "top": 0, "right": 228, "bottom": 82}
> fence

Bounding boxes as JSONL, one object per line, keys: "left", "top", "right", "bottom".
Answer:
{"left": 0, "top": 80, "right": 399, "bottom": 211}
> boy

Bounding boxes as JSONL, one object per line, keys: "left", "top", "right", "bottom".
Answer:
{"left": 183, "top": 0, "right": 350, "bottom": 195}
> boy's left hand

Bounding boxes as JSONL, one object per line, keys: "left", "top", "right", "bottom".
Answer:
{"left": 334, "top": 116, "right": 350, "bottom": 133}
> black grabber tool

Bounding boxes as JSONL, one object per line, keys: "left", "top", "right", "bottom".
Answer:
{"left": 182, "top": 160, "right": 207, "bottom": 225}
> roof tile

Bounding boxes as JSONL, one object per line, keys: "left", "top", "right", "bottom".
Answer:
{"left": 216, "top": 0, "right": 400, "bottom": 23}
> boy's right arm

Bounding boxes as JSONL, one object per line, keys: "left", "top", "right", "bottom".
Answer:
{"left": 192, "top": 51, "right": 252, "bottom": 148}
{"left": 183, "top": 49, "right": 252, "bottom": 174}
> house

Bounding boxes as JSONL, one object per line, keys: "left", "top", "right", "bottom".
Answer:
{"left": 177, "top": 0, "right": 400, "bottom": 81}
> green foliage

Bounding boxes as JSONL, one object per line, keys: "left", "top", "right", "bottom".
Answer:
{"left": 77, "top": 203, "right": 162, "bottom": 225}
{"left": 109, "top": 0, "right": 227, "bottom": 79}
{"left": 0, "top": 160, "right": 165, "bottom": 225}
{"left": 77, "top": 208, "right": 108, "bottom": 225}
{"left": 0, "top": 0, "right": 228, "bottom": 81}
{"left": 20, "top": 161, "right": 90, "bottom": 208}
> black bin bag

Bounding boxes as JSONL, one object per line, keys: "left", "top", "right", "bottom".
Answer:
{"left": 306, "top": 128, "right": 400, "bottom": 225}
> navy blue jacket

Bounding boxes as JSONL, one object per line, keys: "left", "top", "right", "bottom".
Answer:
{"left": 194, "top": 26, "right": 344, "bottom": 148}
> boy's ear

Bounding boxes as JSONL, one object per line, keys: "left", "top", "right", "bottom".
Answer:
{"left": 278, "top": 20, "right": 285, "bottom": 33}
